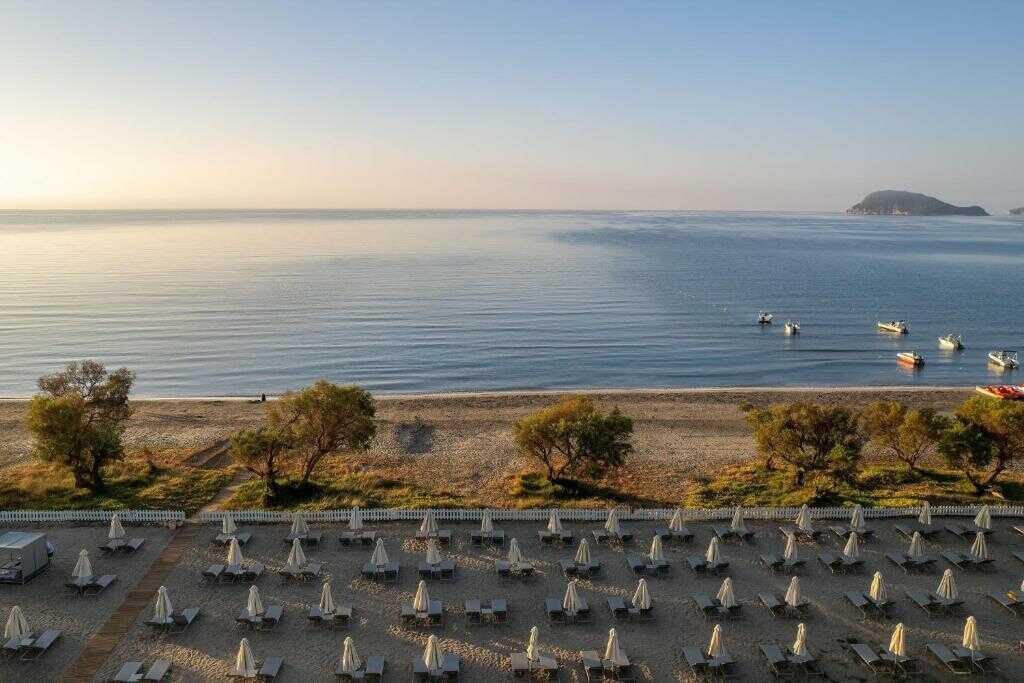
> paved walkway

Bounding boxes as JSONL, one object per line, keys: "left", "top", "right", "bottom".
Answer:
{"left": 60, "top": 524, "right": 200, "bottom": 682}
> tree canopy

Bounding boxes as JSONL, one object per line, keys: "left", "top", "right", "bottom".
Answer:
{"left": 939, "top": 396, "right": 1024, "bottom": 492}
{"left": 859, "top": 400, "right": 948, "bottom": 472}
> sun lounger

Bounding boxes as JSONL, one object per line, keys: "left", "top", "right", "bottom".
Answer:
{"left": 788, "top": 648, "right": 824, "bottom": 678}
{"left": 113, "top": 661, "right": 144, "bottom": 682}
{"left": 509, "top": 652, "right": 557, "bottom": 680}
{"left": 941, "top": 550, "right": 993, "bottom": 570}
{"left": 100, "top": 538, "right": 146, "bottom": 555}
{"left": 681, "top": 646, "right": 710, "bottom": 679}
{"left": 580, "top": 650, "right": 603, "bottom": 681}
{"left": 558, "top": 558, "right": 600, "bottom": 578}
{"left": 414, "top": 529, "right": 452, "bottom": 544}
{"left": 654, "top": 525, "right": 693, "bottom": 543}
{"left": 945, "top": 522, "right": 992, "bottom": 539}
{"left": 258, "top": 605, "right": 283, "bottom": 631}
{"left": 817, "top": 550, "right": 860, "bottom": 574}
{"left": 778, "top": 524, "right": 821, "bottom": 542}
{"left": 335, "top": 653, "right": 385, "bottom": 680}
{"left": 1013, "top": 551, "right": 1024, "bottom": 565}
{"left": 759, "top": 642, "right": 794, "bottom": 679}
{"left": 285, "top": 532, "right": 322, "bottom": 547}
{"left": 592, "top": 528, "right": 634, "bottom": 544}
{"left": 607, "top": 596, "right": 629, "bottom": 620}
{"left": 987, "top": 591, "right": 1024, "bottom": 615}
{"left": 417, "top": 559, "right": 456, "bottom": 581}
{"left": 470, "top": 529, "right": 505, "bottom": 546}
{"left": 258, "top": 656, "right": 283, "bottom": 679}
{"left": 713, "top": 525, "right": 755, "bottom": 542}
{"left": 309, "top": 604, "right": 353, "bottom": 628}
{"left": 544, "top": 598, "right": 564, "bottom": 623}
{"left": 844, "top": 591, "right": 876, "bottom": 619}
{"left": 905, "top": 590, "right": 941, "bottom": 616}
{"left": 537, "top": 530, "right": 574, "bottom": 545}
{"left": 143, "top": 659, "right": 171, "bottom": 681}
{"left": 215, "top": 531, "right": 253, "bottom": 546}
{"left": 692, "top": 593, "right": 726, "bottom": 621}
{"left": 847, "top": 642, "right": 886, "bottom": 675}
{"left": 360, "top": 562, "right": 399, "bottom": 582}
{"left": 886, "top": 551, "right": 936, "bottom": 574}
{"left": 19, "top": 629, "right": 60, "bottom": 661}
{"left": 686, "top": 556, "right": 729, "bottom": 574}
{"left": 950, "top": 645, "right": 998, "bottom": 674}
{"left": 84, "top": 574, "right": 116, "bottom": 595}
{"left": 202, "top": 564, "right": 225, "bottom": 582}
{"left": 759, "top": 553, "right": 804, "bottom": 573}
{"left": 879, "top": 649, "right": 920, "bottom": 678}
{"left": 339, "top": 530, "right": 377, "bottom": 547}
{"left": 829, "top": 525, "right": 874, "bottom": 541}
{"left": 895, "top": 521, "right": 942, "bottom": 539}
{"left": 495, "top": 560, "right": 535, "bottom": 578}
{"left": 926, "top": 643, "right": 972, "bottom": 675}
{"left": 708, "top": 653, "right": 739, "bottom": 679}
{"left": 401, "top": 600, "right": 443, "bottom": 626}
{"left": 413, "top": 654, "right": 460, "bottom": 681}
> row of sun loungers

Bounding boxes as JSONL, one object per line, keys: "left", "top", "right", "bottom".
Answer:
{"left": 98, "top": 537, "right": 145, "bottom": 555}
{"left": 581, "top": 649, "right": 636, "bottom": 681}
{"left": 693, "top": 593, "right": 742, "bottom": 621}
{"left": 905, "top": 590, "right": 963, "bottom": 616}
{"left": 411, "top": 653, "right": 460, "bottom": 680}
{"left": 844, "top": 591, "right": 895, "bottom": 620}
{"left": 203, "top": 563, "right": 266, "bottom": 583}
{"left": 309, "top": 603, "right": 353, "bottom": 629}
{"left": 145, "top": 606, "right": 201, "bottom": 633}
{"left": 545, "top": 598, "right": 591, "bottom": 624}
{"left": 886, "top": 550, "right": 936, "bottom": 573}
{"left": 464, "top": 598, "right": 508, "bottom": 624}
{"left": 417, "top": 560, "right": 456, "bottom": 580}
{"left": 235, "top": 605, "right": 283, "bottom": 631}
{"left": 510, "top": 652, "right": 558, "bottom": 679}
{"left": 817, "top": 550, "right": 864, "bottom": 574}
{"left": 227, "top": 656, "right": 284, "bottom": 680}
{"left": 335, "top": 655, "right": 385, "bottom": 680}
{"left": 760, "top": 641, "right": 825, "bottom": 679}
{"left": 682, "top": 645, "right": 737, "bottom": 680}
{"left": 64, "top": 574, "right": 117, "bottom": 595}
{"left": 401, "top": 601, "right": 444, "bottom": 626}
{"left": 112, "top": 659, "right": 171, "bottom": 682}
{"left": 1, "top": 629, "right": 62, "bottom": 661}
{"left": 758, "top": 592, "right": 809, "bottom": 618}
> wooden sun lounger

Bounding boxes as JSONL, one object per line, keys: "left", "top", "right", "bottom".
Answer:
{"left": 945, "top": 522, "right": 992, "bottom": 539}
{"left": 19, "top": 629, "right": 61, "bottom": 661}
{"left": 926, "top": 643, "right": 972, "bottom": 675}
{"left": 681, "top": 646, "right": 710, "bottom": 679}
{"left": 654, "top": 526, "right": 694, "bottom": 542}
{"left": 987, "top": 591, "right": 1024, "bottom": 615}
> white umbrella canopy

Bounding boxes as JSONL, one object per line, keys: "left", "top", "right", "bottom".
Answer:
{"left": 705, "top": 537, "right": 721, "bottom": 564}
{"left": 507, "top": 538, "right": 525, "bottom": 566}
{"left": 526, "top": 626, "right": 541, "bottom": 661}
{"left": 669, "top": 508, "right": 685, "bottom": 532}
{"left": 480, "top": 510, "right": 494, "bottom": 533}
{"left": 649, "top": 536, "right": 665, "bottom": 563}
{"left": 290, "top": 512, "right": 309, "bottom": 536}
{"left": 974, "top": 506, "right": 991, "bottom": 530}
{"left": 3, "top": 606, "right": 29, "bottom": 641}
{"left": 73, "top": 549, "right": 92, "bottom": 579}
{"left": 908, "top": 532, "right": 925, "bottom": 558}
{"left": 604, "top": 509, "right": 622, "bottom": 535}
{"left": 792, "top": 623, "right": 808, "bottom": 657}
{"left": 153, "top": 586, "right": 174, "bottom": 621}
{"left": 222, "top": 514, "right": 237, "bottom": 535}
{"left": 562, "top": 581, "right": 582, "bottom": 613}
{"left": 413, "top": 580, "right": 431, "bottom": 612}
{"left": 784, "top": 577, "right": 802, "bottom": 607}
{"left": 604, "top": 628, "right": 628, "bottom": 666}
{"left": 716, "top": 578, "right": 737, "bottom": 609}
{"left": 246, "top": 585, "right": 264, "bottom": 617}
{"left": 348, "top": 507, "right": 363, "bottom": 531}
{"left": 850, "top": 504, "right": 865, "bottom": 530}
{"left": 547, "top": 510, "right": 564, "bottom": 534}
{"left": 707, "top": 624, "right": 727, "bottom": 658}
{"left": 962, "top": 616, "right": 980, "bottom": 652}
{"left": 632, "top": 579, "right": 651, "bottom": 610}
{"left": 888, "top": 623, "right": 906, "bottom": 657}
{"left": 730, "top": 507, "right": 747, "bottom": 534}
{"left": 234, "top": 638, "right": 257, "bottom": 678}
{"left": 842, "top": 532, "right": 861, "bottom": 560}
{"left": 783, "top": 533, "right": 798, "bottom": 562}
{"left": 370, "top": 539, "right": 389, "bottom": 567}
{"left": 287, "top": 538, "right": 307, "bottom": 568}
{"left": 227, "top": 538, "right": 244, "bottom": 566}
{"left": 868, "top": 572, "right": 888, "bottom": 603}
{"left": 420, "top": 510, "right": 438, "bottom": 535}
{"left": 319, "top": 580, "right": 336, "bottom": 615}
{"left": 937, "top": 569, "right": 959, "bottom": 601}
{"left": 970, "top": 532, "right": 988, "bottom": 560}
{"left": 108, "top": 513, "right": 125, "bottom": 541}
{"left": 339, "top": 636, "right": 362, "bottom": 673}
{"left": 425, "top": 539, "right": 442, "bottom": 566}
{"left": 574, "top": 539, "right": 591, "bottom": 565}
{"left": 796, "top": 505, "right": 814, "bottom": 533}
{"left": 423, "top": 635, "right": 445, "bottom": 670}
{"left": 918, "top": 501, "right": 932, "bottom": 526}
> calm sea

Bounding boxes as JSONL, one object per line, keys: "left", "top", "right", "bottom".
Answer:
{"left": 1, "top": 210, "right": 1022, "bottom": 396}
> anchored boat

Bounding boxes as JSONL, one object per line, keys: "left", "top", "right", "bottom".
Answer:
{"left": 877, "top": 320, "right": 909, "bottom": 334}
{"left": 897, "top": 351, "right": 924, "bottom": 367}
{"left": 988, "top": 350, "right": 1019, "bottom": 369}
{"left": 784, "top": 321, "right": 800, "bottom": 336}
{"left": 757, "top": 312, "right": 773, "bottom": 325}
{"left": 938, "top": 334, "right": 963, "bottom": 350}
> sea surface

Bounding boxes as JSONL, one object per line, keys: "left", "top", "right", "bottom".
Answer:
{"left": 1, "top": 210, "right": 1022, "bottom": 396}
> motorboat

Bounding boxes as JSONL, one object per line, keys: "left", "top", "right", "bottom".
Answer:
{"left": 988, "top": 350, "right": 1019, "bottom": 369}
{"left": 938, "top": 334, "right": 963, "bottom": 350}
{"left": 877, "top": 320, "right": 909, "bottom": 334}
{"left": 784, "top": 321, "right": 800, "bottom": 336}
{"left": 897, "top": 351, "right": 924, "bottom": 367}
{"left": 757, "top": 312, "right": 773, "bottom": 325}
{"left": 975, "top": 385, "right": 1023, "bottom": 400}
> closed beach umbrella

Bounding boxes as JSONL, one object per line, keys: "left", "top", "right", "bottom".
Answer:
{"left": 153, "top": 586, "right": 173, "bottom": 621}
{"left": 480, "top": 510, "right": 494, "bottom": 533}
{"left": 246, "top": 585, "right": 264, "bottom": 617}
{"left": 792, "top": 623, "right": 808, "bottom": 657}
{"left": 962, "top": 616, "right": 980, "bottom": 653}
{"left": 291, "top": 512, "right": 309, "bottom": 536}
{"left": 420, "top": 510, "right": 438, "bottom": 535}
{"left": 784, "top": 577, "right": 802, "bottom": 607}
{"left": 425, "top": 538, "right": 441, "bottom": 566}
{"left": 669, "top": 508, "right": 685, "bottom": 532}
{"left": 716, "top": 578, "right": 737, "bottom": 609}
{"left": 850, "top": 504, "right": 865, "bottom": 530}
{"left": 287, "top": 537, "right": 307, "bottom": 568}
{"left": 423, "top": 635, "right": 444, "bottom": 670}
{"left": 574, "top": 539, "right": 591, "bottom": 565}
{"left": 730, "top": 507, "right": 746, "bottom": 534}
{"left": 348, "top": 507, "right": 363, "bottom": 531}
{"left": 707, "top": 624, "right": 727, "bottom": 658}
{"left": 970, "top": 532, "right": 988, "bottom": 560}
{"left": 908, "top": 532, "right": 925, "bottom": 559}
{"left": 604, "top": 628, "right": 628, "bottom": 666}
{"left": 937, "top": 569, "right": 958, "bottom": 601}
{"left": 705, "top": 537, "right": 721, "bottom": 564}
{"left": 370, "top": 539, "right": 389, "bottom": 567}
{"left": 632, "top": 578, "right": 651, "bottom": 610}
{"left": 507, "top": 538, "right": 524, "bottom": 566}
{"left": 222, "top": 514, "right": 237, "bottom": 535}
{"left": 234, "top": 638, "right": 257, "bottom": 678}
{"left": 868, "top": 572, "right": 888, "bottom": 603}
{"left": 547, "top": 510, "right": 564, "bottom": 534}
{"left": 319, "top": 580, "right": 335, "bottom": 615}
{"left": 918, "top": 501, "right": 932, "bottom": 526}
{"left": 108, "top": 513, "right": 125, "bottom": 540}
{"left": 649, "top": 536, "right": 665, "bottom": 564}
{"left": 796, "top": 505, "right": 813, "bottom": 533}
{"left": 413, "top": 580, "right": 430, "bottom": 612}
{"left": 842, "top": 532, "right": 860, "bottom": 560}
{"left": 339, "top": 636, "right": 362, "bottom": 674}
{"left": 73, "top": 549, "right": 92, "bottom": 579}
{"left": 974, "top": 506, "right": 991, "bottom": 530}
{"left": 604, "top": 508, "right": 622, "bottom": 535}
{"left": 227, "top": 538, "right": 243, "bottom": 566}
{"left": 783, "top": 532, "right": 798, "bottom": 562}
{"left": 526, "top": 626, "right": 540, "bottom": 662}
{"left": 4, "top": 606, "right": 29, "bottom": 641}
{"left": 888, "top": 623, "right": 906, "bottom": 657}
{"left": 562, "top": 581, "right": 581, "bottom": 613}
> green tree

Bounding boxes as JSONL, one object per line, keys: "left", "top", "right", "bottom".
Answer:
{"left": 939, "top": 397, "right": 1024, "bottom": 493}
{"left": 513, "top": 395, "right": 633, "bottom": 483}
{"left": 230, "top": 427, "right": 292, "bottom": 500}
{"left": 25, "top": 360, "right": 135, "bottom": 490}
{"left": 859, "top": 401, "right": 949, "bottom": 472}
{"left": 747, "top": 402, "right": 864, "bottom": 487}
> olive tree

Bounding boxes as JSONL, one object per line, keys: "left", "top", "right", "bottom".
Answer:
{"left": 230, "top": 427, "right": 292, "bottom": 500}
{"left": 859, "top": 400, "right": 949, "bottom": 472}
{"left": 939, "top": 396, "right": 1024, "bottom": 493}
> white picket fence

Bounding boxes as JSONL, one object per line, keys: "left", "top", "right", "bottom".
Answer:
{"left": 0, "top": 509, "right": 184, "bottom": 525}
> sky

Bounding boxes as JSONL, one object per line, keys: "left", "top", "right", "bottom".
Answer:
{"left": 1, "top": 1, "right": 1022, "bottom": 212}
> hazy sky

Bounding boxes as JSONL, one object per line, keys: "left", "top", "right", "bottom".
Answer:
{"left": 2, "top": 1, "right": 1022, "bottom": 212}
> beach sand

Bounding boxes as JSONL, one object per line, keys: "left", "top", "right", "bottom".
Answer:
{"left": 3, "top": 516, "right": 1018, "bottom": 681}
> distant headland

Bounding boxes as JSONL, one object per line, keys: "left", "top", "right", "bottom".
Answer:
{"left": 1011, "top": 207, "right": 1024, "bottom": 216}
{"left": 847, "top": 190, "right": 989, "bottom": 216}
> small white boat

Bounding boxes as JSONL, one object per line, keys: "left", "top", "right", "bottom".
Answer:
{"left": 877, "top": 320, "right": 908, "bottom": 334}
{"left": 784, "top": 321, "right": 800, "bottom": 336}
{"left": 757, "top": 312, "right": 773, "bottom": 325}
{"left": 897, "top": 351, "right": 924, "bottom": 367}
{"left": 938, "top": 334, "right": 964, "bottom": 350}
{"left": 988, "top": 350, "right": 1019, "bottom": 369}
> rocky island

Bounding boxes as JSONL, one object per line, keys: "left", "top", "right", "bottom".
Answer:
{"left": 1011, "top": 207, "right": 1024, "bottom": 215}
{"left": 847, "top": 190, "right": 988, "bottom": 216}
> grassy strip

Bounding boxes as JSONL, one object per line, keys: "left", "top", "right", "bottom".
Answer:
{"left": 224, "top": 473, "right": 466, "bottom": 510}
